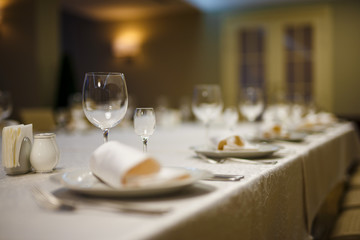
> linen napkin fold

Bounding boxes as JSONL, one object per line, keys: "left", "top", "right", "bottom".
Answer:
{"left": 89, "top": 141, "right": 190, "bottom": 188}
{"left": 260, "top": 122, "right": 289, "bottom": 139}
{"left": 2, "top": 124, "right": 33, "bottom": 169}
{"left": 212, "top": 135, "right": 258, "bottom": 151}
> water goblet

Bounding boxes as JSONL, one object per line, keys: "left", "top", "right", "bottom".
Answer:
{"left": 239, "top": 87, "right": 264, "bottom": 137}
{"left": 134, "top": 108, "right": 156, "bottom": 152}
{"left": 192, "top": 84, "right": 223, "bottom": 143}
{"left": 223, "top": 106, "right": 239, "bottom": 131}
{"left": 82, "top": 72, "right": 128, "bottom": 143}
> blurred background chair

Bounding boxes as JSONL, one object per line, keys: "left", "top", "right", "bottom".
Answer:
{"left": 329, "top": 165, "right": 360, "bottom": 240}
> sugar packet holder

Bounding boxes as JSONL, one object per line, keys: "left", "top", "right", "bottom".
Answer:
{"left": 2, "top": 124, "right": 60, "bottom": 174}
{"left": 2, "top": 124, "right": 33, "bottom": 175}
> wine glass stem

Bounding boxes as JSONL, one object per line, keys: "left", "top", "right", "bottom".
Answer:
{"left": 249, "top": 121, "right": 259, "bottom": 138}
{"left": 205, "top": 122, "right": 210, "bottom": 145}
{"left": 103, "top": 129, "right": 109, "bottom": 143}
{"left": 142, "top": 137, "right": 149, "bottom": 152}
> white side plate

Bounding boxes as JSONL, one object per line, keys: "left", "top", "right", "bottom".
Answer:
{"left": 254, "top": 132, "right": 307, "bottom": 143}
{"left": 61, "top": 167, "right": 211, "bottom": 197}
{"left": 194, "top": 144, "right": 280, "bottom": 159}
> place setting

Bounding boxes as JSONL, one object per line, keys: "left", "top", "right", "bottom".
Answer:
{"left": 59, "top": 73, "right": 232, "bottom": 199}
{"left": 250, "top": 122, "right": 308, "bottom": 144}
{"left": 194, "top": 134, "right": 280, "bottom": 158}
{"left": 190, "top": 84, "right": 282, "bottom": 166}
{"left": 32, "top": 75, "right": 249, "bottom": 214}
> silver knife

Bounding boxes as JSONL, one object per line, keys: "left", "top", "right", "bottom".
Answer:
{"left": 203, "top": 174, "right": 244, "bottom": 181}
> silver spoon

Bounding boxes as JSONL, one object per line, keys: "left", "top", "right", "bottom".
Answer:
{"left": 197, "top": 153, "right": 225, "bottom": 164}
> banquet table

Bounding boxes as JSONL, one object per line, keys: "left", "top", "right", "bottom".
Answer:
{"left": 1, "top": 121, "right": 359, "bottom": 240}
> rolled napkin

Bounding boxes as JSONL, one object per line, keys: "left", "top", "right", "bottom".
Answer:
{"left": 217, "top": 135, "right": 244, "bottom": 150}
{"left": 89, "top": 141, "right": 189, "bottom": 188}
{"left": 261, "top": 122, "right": 289, "bottom": 139}
{"left": 213, "top": 135, "right": 258, "bottom": 151}
{"left": 2, "top": 124, "right": 33, "bottom": 169}
{"left": 304, "top": 111, "right": 337, "bottom": 126}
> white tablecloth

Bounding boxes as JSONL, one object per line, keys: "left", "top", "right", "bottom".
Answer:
{"left": 0, "top": 122, "right": 359, "bottom": 240}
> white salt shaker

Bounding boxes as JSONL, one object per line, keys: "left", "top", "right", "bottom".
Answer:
{"left": 30, "top": 133, "right": 59, "bottom": 173}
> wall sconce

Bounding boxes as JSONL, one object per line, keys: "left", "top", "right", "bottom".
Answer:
{"left": 112, "top": 29, "right": 142, "bottom": 63}
{"left": 0, "top": 9, "right": 3, "bottom": 25}
{"left": 113, "top": 37, "right": 140, "bottom": 62}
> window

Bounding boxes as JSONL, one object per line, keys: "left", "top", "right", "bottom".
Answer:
{"left": 238, "top": 28, "right": 266, "bottom": 90}
{"left": 284, "top": 24, "right": 313, "bottom": 103}
{"left": 222, "top": 6, "right": 331, "bottom": 110}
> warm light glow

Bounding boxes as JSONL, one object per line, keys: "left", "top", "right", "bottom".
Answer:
{"left": 113, "top": 28, "right": 143, "bottom": 59}
{"left": 0, "top": 0, "right": 13, "bottom": 25}
{"left": 0, "top": 0, "right": 11, "bottom": 8}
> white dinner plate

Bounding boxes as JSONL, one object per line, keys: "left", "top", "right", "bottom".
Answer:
{"left": 255, "top": 132, "right": 307, "bottom": 143}
{"left": 296, "top": 124, "right": 328, "bottom": 134}
{"left": 275, "top": 132, "right": 307, "bottom": 142}
{"left": 61, "top": 167, "right": 212, "bottom": 197}
{"left": 193, "top": 144, "right": 280, "bottom": 159}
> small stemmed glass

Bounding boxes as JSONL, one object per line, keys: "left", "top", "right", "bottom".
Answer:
{"left": 82, "top": 72, "right": 128, "bottom": 143}
{"left": 134, "top": 108, "right": 156, "bottom": 152}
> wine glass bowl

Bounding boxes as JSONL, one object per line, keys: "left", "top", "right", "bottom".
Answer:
{"left": 223, "top": 106, "right": 239, "bottom": 131}
{"left": 82, "top": 72, "right": 128, "bottom": 143}
{"left": 239, "top": 87, "right": 264, "bottom": 122}
{"left": 239, "top": 87, "right": 264, "bottom": 138}
{"left": 134, "top": 108, "right": 156, "bottom": 152}
{"left": 192, "top": 84, "right": 223, "bottom": 142}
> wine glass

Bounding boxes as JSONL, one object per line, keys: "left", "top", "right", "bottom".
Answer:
{"left": 291, "top": 92, "right": 306, "bottom": 121}
{"left": 82, "top": 72, "right": 128, "bottom": 143}
{"left": 134, "top": 108, "right": 156, "bottom": 152}
{"left": 0, "top": 91, "right": 12, "bottom": 123}
{"left": 223, "top": 106, "right": 239, "bottom": 131}
{"left": 192, "top": 84, "right": 223, "bottom": 142}
{"left": 239, "top": 87, "right": 264, "bottom": 137}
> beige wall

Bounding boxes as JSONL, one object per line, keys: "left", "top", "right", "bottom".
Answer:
{"left": 35, "top": 0, "right": 60, "bottom": 108}
{"left": 0, "top": 0, "right": 37, "bottom": 118}
{"left": 332, "top": 0, "right": 360, "bottom": 117}
{"left": 63, "top": 11, "right": 207, "bottom": 109}
{"left": 0, "top": 0, "right": 59, "bottom": 119}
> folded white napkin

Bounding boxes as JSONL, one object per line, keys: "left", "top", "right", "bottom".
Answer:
{"left": 89, "top": 141, "right": 189, "bottom": 188}
{"left": 2, "top": 124, "right": 33, "bottom": 168}
{"left": 260, "top": 122, "right": 289, "bottom": 139}
{"left": 212, "top": 135, "right": 258, "bottom": 151}
{"left": 305, "top": 112, "right": 337, "bottom": 126}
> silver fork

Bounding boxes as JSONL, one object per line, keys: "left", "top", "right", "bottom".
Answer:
{"left": 225, "top": 157, "right": 278, "bottom": 165}
{"left": 197, "top": 153, "right": 277, "bottom": 165}
{"left": 31, "top": 185, "right": 171, "bottom": 215}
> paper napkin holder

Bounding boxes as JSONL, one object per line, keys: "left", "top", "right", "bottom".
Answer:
{"left": 4, "top": 137, "right": 32, "bottom": 175}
